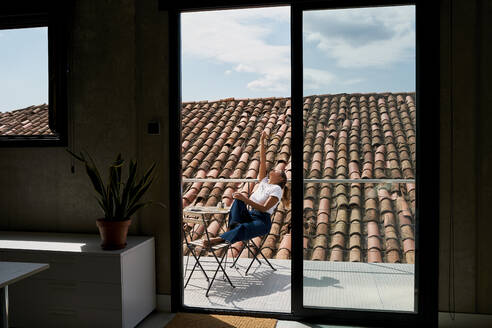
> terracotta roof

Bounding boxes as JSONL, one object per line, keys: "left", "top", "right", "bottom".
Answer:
{"left": 181, "top": 93, "right": 416, "bottom": 264}
{"left": 0, "top": 104, "right": 54, "bottom": 136}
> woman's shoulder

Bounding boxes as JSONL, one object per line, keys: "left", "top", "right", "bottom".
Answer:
{"left": 266, "top": 182, "right": 282, "bottom": 192}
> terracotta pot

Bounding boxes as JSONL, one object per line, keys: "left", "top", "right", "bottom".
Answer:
{"left": 96, "top": 218, "right": 132, "bottom": 250}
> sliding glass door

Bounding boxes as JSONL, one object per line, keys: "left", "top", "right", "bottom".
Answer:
{"left": 301, "top": 5, "right": 417, "bottom": 312}
{"left": 179, "top": 6, "right": 292, "bottom": 313}
{"left": 167, "top": 1, "right": 437, "bottom": 325}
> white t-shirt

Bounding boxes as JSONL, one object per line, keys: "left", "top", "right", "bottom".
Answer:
{"left": 250, "top": 177, "right": 283, "bottom": 215}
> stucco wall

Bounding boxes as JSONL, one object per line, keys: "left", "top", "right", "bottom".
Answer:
{"left": 135, "top": 0, "right": 171, "bottom": 295}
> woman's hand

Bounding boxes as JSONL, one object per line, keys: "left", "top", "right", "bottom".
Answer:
{"left": 232, "top": 192, "right": 248, "bottom": 202}
{"left": 261, "top": 131, "right": 268, "bottom": 142}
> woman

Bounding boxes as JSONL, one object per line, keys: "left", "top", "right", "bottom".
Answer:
{"left": 204, "top": 131, "right": 290, "bottom": 247}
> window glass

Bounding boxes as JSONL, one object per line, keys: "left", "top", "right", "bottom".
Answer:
{"left": 302, "top": 5, "right": 417, "bottom": 312}
{"left": 0, "top": 27, "right": 51, "bottom": 136}
{"left": 180, "top": 6, "right": 292, "bottom": 313}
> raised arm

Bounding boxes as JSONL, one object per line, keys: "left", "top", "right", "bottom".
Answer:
{"left": 258, "top": 131, "right": 267, "bottom": 181}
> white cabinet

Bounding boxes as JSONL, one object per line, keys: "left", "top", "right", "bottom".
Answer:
{"left": 0, "top": 231, "right": 156, "bottom": 328}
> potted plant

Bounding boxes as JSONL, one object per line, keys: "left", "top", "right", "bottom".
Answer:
{"left": 67, "top": 150, "right": 163, "bottom": 250}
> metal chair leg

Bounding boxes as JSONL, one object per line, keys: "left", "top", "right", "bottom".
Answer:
{"left": 231, "top": 241, "right": 259, "bottom": 268}
{"left": 183, "top": 221, "right": 209, "bottom": 289}
{"left": 232, "top": 238, "right": 268, "bottom": 273}
{"left": 250, "top": 239, "right": 276, "bottom": 271}
{"left": 246, "top": 242, "right": 262, "bottom": 265}
{"left": 184, "top": 253, "right": 190, "bottom": 280}
{"left": 245, "top": 251, "right": 258, "bottom": 276}
{"left": 184, "top": 247, "right": 209, "bottom": 288}
{"left": 206, "top": 246, "right": 235, "bottom": 297}
{"left": 244, "top": 237, "right": 277, "bottom": 275}
{"left": 222, "top": 248, "right": 228, "bottom": 280}
{"left": 230, "top": 243, "right": 245, "bottom": 268}
{"left": 213, "top": 246, "right": 235, "bottom": 288}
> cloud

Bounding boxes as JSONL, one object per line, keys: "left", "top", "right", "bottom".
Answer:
{"left": 303, "top": 69, "right": 365, "bottom": 93}
{"left": 234, "top": 64, "right": 255, "bottom": 73}
{"left": 303, "top": 68, "right": 336, "bottom": 90}
{"left": 181, "top": 7, "right": 291, "bottom": 93}
{"left": 181, "top": 5, "right": 414, "bottom": 96}
{"left": 247, "top": 67, "right": 290, "bottom": 92}
{"left": 342, "top": 78, "right": 365, "bottom": 85}
{"left": 304, "top": 6, "right": 415, "bottom": 68}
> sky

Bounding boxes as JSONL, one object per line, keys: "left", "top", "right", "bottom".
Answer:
{"left": 181, "top": 5, "right": 415, "bottom": 102}
{"left": 0, "top": 27, "right": 48, "bottom": 112}
{"left": 0, "top": 7, "right": 416, "bottom": 111}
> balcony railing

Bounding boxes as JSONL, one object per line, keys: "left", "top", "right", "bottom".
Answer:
{"left": 183, "top": 178, "right": 415, "bottom": 183}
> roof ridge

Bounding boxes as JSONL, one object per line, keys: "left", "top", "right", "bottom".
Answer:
{"left": 0, "top": 103, "right": 48, "bottom": 114}
{"left": 180, "top": 92, "right": 416, "bottom": 105}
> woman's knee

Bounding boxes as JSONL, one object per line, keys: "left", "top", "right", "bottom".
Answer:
{"left": 233, "top": 199, "right": 247, "bottom": 208}
{"left": 247, "top": 221, "right": 268, "bottom": 236}
{"left": 230, "top": 199, "right": 243, "bottom": 212}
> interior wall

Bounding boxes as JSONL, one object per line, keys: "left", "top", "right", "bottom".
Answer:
{"left": 135, "top": 0, "right": 171, "bottom": 295}
{"left": 476, "top": 0, "right": 492, "bottom": 314}
{"left": 439, "top": 0, "right": 492, "bottom": 314}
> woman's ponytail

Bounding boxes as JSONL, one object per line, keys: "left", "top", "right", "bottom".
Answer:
{"left": 281, "top": 184, "right": 290, "bottom": 208}
{"left": 278, "top": 170, "right": 290, "bottom": 208}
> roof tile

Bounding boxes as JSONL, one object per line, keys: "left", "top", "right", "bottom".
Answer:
{"left": 181, "top": 93, "right": 416, "bottom": 263}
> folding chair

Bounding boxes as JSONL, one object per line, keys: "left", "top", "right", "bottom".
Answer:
{"left": 182, "top": 216, "right": 209, "bottom": 286}
{"left": 230, "top": 208, "right": 277, "bottom": 275}
{"left": 183, "top": 208, "right": 235, "bottom": 297}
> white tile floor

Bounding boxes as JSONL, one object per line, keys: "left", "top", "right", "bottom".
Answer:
{"left": 183, "top": 257, "right": 414, "bottom": 313}
{"left": 303, "top": 261, "right": 415, "bottom": 311}
{"left": 136, "top": 257, "right": 419, "bottom": 327}
{"left": 183, "top": 256, "right": 291, "bottom": 312}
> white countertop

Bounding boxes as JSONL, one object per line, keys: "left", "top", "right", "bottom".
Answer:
{"left": 0, "top": 261, "right": 49, "bottom": 288}
{"left": 0, "top": 231, "right": 154, "bottom": 256}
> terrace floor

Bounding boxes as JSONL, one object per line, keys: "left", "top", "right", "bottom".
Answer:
{"left": 183, "top": 257, "right": 415, "bottom": 313}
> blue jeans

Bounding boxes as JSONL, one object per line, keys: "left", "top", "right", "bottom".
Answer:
{"left": 220, "top": 199, "right": 271, "bottom": 244}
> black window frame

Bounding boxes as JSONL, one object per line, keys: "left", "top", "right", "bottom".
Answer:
{"left": 0, "top": 1, "right": 73, "bottom": 147}
{"left": 164, "top": 0, "right": 439, "bottom": 326}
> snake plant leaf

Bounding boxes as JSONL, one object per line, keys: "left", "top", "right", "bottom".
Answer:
{"left": 110, "top": 160, "right": 123, "bottom": 217}
{"left": 67, "top": 148, "right": 108, "bottom": 202}
{"left": 68, "top": 150, "right": 159, "bottom": 221}
{"left": 66, "top": 149, "right": 85, "bottom": 162}
{"left": 113, "top": 153, "right": 124, "bottom": 185}
{"left": 127, "top": 176, "right": 155, "bottom": 212}
{"left": 127, "top": 201, "right": 153, "bottom": 218}
{"left": 84, "top": 151, "right": 108, "bottom": 200}
{"left": 142, "top": 162, "right": 157, "bottom": 183}
{"left": 95, "top": 196, "right": 107, "bottom": 215}
{"left": 106, "top": 183, "right": 114, "bottom": 219}
{"left": 120, "top": 160, "right": 137, "bottom": 218}
{"left": 84, "top": 160, "right": 106, "bottom": 200}
{"left": 128, "top": 162, "right": 157, "bottom": 203}
{"left": 110, "top": 171, "right": 121, "bottom": 218}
